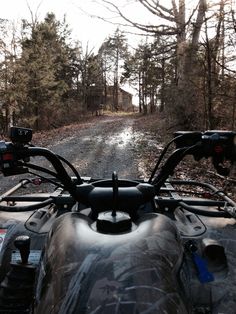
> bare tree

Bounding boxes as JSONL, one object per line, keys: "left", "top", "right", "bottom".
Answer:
{"left": 203, "top": 0, "right": 225, "bottom": 129}
{"left": 91, "top": 0, "right": 208, "bottom": 126}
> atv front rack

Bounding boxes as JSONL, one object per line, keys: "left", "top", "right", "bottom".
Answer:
{"left": 0, "top": 177, "right": 235, "bottom": 219}
{"left": 156, "top": 180, "right": 236, "bottom": 218}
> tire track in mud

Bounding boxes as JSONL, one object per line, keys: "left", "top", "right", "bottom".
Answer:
{"left": 0, "top": 116, "right": 143, "bottom": 194}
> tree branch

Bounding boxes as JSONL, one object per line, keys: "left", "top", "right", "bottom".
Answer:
{"left": 138, "top": 0, "right": 175, "bottom": 22}
{"left": 171, "top": 0, "right": 179, "bottom": 20}
{"left": 97, "top": 0, "right": 178, "bottom": 35}
{"left": 192, "top": 0, "right": 208, "bottom": 47}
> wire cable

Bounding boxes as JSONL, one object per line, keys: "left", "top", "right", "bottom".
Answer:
{"left": 149, "top": 135, "right": 183, "bottom": 183}
{"left": 27, "top": 171, "right": 64, "bottom": 189}
{"left": 179, "top": 201, "right": 232, "bottom": 218}
{"left": 18, "top": 161, "right": 58, "bottom": 178}
{"left": 0, "top": 198, "right": 54, "bottom": 212}
{"left": 56, "top": 154, "right": 83, "bottom": 184}
{"left": 152, "top": 143, "right": 200, "bottom": 188}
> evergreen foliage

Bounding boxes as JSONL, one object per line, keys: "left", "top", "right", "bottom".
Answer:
{"left": 16, "top": 13, "right": 76, "bottom": 129}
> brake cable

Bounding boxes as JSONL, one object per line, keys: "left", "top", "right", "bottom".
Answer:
{"left": 152, "top": 143, "right": 200, "bottom": 189}
{"left": 27, "top": 171, "right": 64, "bottom": 189}
{"left": 56, "top": 154, "right": 83, "bottom": 184}
{"left": 18, "top": 161, "right": 58, "bottom": 178}
{"left": 149, "top": 134, "right": 183, "bottom": 183}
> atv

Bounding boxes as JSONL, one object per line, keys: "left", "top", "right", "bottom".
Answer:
{"left": 0, "top": 127, "right": 235, "bottom": 313}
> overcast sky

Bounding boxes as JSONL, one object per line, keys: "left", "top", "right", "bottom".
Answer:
{"left": 1, "top": 0, "right": 222, "bottom": 49}
{"left": 1, "top": 0, "right": 143, "bottom": 51}
{"left": 1, "top": 0, "right": 192, "bottom": 50}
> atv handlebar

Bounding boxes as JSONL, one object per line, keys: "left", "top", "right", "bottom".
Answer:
{"left": 174, "top": 130, "right": 236, "bottom": 163}
{"left": 0, "top": 128, "right": 235, "bottom": 214}
{"left": 0, "top": 139, "right": 155, "bottom": 211}
{"left": 151, "top": 130, "right": 236, "bottom": 189}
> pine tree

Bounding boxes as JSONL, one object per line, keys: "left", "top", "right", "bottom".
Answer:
{"left": 16, "top": 13, "right": 75, "bottom": 129}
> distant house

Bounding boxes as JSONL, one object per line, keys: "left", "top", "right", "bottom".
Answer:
{"left": 86, "top": 86, "right": 103, "bottom": 113}
{"left": 87, "top": 85, "right": 133, "bottom": 112}
{"left": 106, "top": 86, "right": 133, "bottom": 111}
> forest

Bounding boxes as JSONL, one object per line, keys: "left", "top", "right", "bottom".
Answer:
{"left": 0, "top": 0, "right": 236, "bottom": 132}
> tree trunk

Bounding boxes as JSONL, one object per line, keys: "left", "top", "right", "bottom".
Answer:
{"left": 173, "top": 0, "right": 207, "bottom": 128}
{"left": 138, "top": 71, "right": 142, "bottom": 113}
{"left": 204, "top": 0, "right": 224, "bottom": 129}
{"left": 114, "top": 46, "right": 119, "bottom": 111}
{"left": 159, "top": 57, "right": 165, "bottom": 112}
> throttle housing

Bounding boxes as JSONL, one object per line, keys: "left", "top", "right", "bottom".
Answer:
{"left": 0, "top": 142, "right": 28, "bottom": 176}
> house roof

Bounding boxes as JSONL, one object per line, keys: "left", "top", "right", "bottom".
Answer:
{"left": 106, "top": 86, "right": 133, "bottom": 97}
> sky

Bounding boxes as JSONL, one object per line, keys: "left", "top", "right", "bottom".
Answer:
{"left": 0, "top": 0, "right": 147, "bottom": 51}
{"left": 1, "top": 0, "right": 112, "bottom": 49}
{"left": 0, "top": 0, "right": 225, "bottom": 49}
{"left": 0, "top": 0, "right": 195, "bottom": 50}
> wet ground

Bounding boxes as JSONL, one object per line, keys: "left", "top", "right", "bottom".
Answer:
{"left": 0, "top": 115, "right": 147, "bottom": 194}
{"left": 48, "top": 116, "right": 140, "bottom": 179}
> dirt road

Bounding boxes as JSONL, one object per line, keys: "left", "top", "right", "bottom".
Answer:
{"left": 0, "top": 113, "right": 235, "bottom": 198}
{"left": 47, "top": 115, "right": 142, "bottom": 178}
{"left": 0, "top": 115, "right": 146, "bottom": 194}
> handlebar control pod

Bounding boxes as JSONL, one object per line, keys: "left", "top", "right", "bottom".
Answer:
{"left": 201, "top": 131, "right": 236, "bottom": 175}
{"left": 0, "top": 127, "right": 33, "bottom": 175}
{"left": 0, "top": 141, "right": 29, "bottom": 176}
{"left": 174, "top": 130, "right": 236, "bottom": 176}
{"left": 174, "top": 130, "right": 236, "bottom": 160}
{"left": 0, "top": 142, "right": 77, "bottom": 198}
